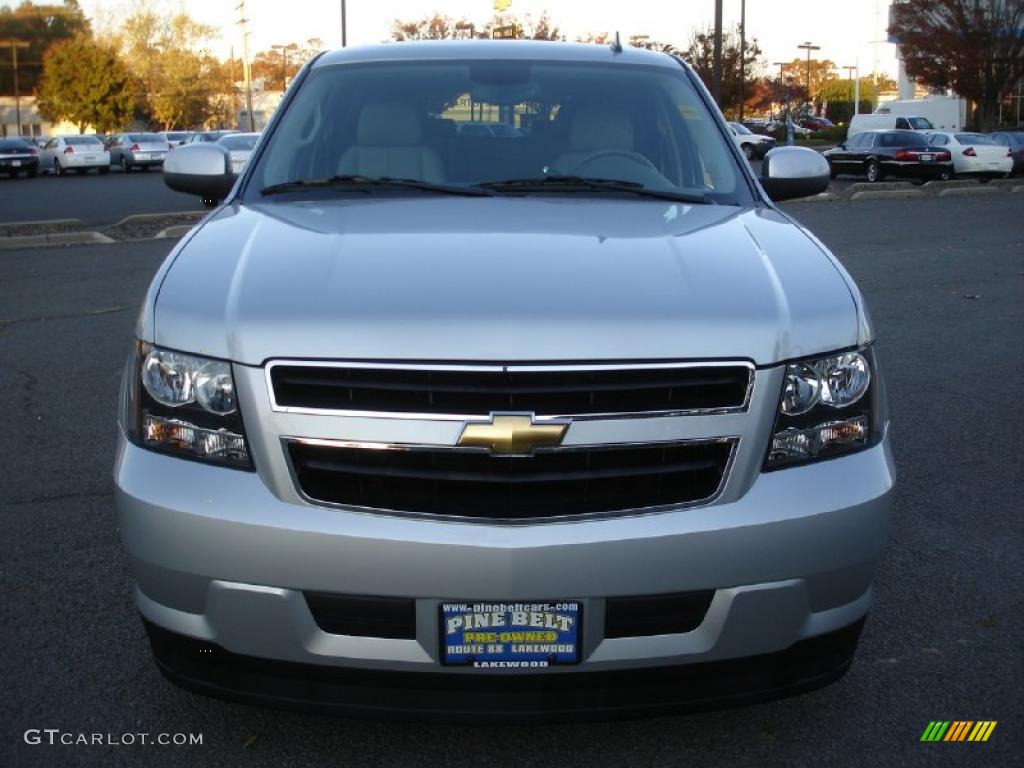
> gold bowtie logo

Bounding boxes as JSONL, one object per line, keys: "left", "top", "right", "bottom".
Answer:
{"left": 458, "top": 414, "right": 568, "bottom": 455}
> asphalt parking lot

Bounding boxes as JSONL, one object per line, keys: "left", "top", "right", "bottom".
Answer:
{"left": 1, "top": 195, "right": 1022, "bottom": 767}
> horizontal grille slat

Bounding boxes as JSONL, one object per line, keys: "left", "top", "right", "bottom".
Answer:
{"left": 270, "top": 363, "right": 751, "bottom": 416}
{"left": 288, "top": 441, "right": 733, "bottom": 520}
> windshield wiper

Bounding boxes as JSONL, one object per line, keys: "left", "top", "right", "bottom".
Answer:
{"left": 260, "top": 175, "right": 494, "bottom": 197}
{"left": 479, "top": 175, "right": 711, "bottom": 204}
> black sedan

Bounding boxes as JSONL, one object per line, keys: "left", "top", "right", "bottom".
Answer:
{"left": 0, "top": 137, "right": 40, "bottom": 178}
{"left": 990, "top": 130, "right": 1024, "bottom": 176}
{"left": 823, "top": 129, "right": 953, "bottom": 182}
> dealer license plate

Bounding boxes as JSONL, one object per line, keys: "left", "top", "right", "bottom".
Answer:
{"left": 440, "top": 601, "right": 581, "bottom": 668}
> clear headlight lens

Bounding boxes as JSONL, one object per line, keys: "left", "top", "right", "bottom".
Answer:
{"left": 122, "top": 342, "right": 251, "bottom": 469}
{"left": 765, "top": 347, "right": 880, "bottom": 470}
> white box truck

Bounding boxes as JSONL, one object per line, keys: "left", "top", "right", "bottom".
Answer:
{"left": 874, "top": 97, "right": 967, "bottom": 132}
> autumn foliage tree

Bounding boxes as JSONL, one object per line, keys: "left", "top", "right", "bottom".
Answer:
{"left": 889, "top": 0, "right": 1024, "bottom": 128}
{"left": 391, "top": 12, "right": 562, "bottom": 40}
{"left": 683, "top": 24, "right": 765, "bottom": 118}
{"left": 37, "top": 34, "right": 134, "bottom": 132}
{"left": 0, "top": 0, "right": 89, "bottom": 96}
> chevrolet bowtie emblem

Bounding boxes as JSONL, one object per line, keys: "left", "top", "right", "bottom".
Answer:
{"left": 457, "top": 414, "right": 568, "bottom": 455}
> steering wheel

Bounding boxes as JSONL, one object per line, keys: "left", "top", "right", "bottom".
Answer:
{"left": 569, "top": 150, "right": 659, "bottom": 175}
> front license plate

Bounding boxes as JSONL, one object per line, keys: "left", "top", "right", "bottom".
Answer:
{"left": 440, "top": 601, "right": 581, "bottom": 668}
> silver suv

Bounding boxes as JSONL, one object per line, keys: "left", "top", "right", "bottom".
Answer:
{"left": 118, "top": 41, "right": 893, "bottom": 719}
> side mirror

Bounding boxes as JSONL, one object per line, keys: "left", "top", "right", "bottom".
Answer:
{"left": 758, "top": 146, "right": 830, "bottom": 202}
{"left": 163, "top": 143, "right": 235, "bottom": 206}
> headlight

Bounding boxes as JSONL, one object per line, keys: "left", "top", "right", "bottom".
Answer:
{"left": 120, "top": 342, "right": 252, "bottom": 469}
{"left": 765, "top": 347, "right": 882, "bottom": 470}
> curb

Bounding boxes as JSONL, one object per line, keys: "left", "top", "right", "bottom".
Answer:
{"left": 113, "top": 212, "right": 204, "bottom": 227}
{"left": 0, "top": 231, "right": 114, "bottom": 250}
{"left": 153, "top": 224, "right": 195, "bottom": 239}
{"left": 937, "top": 186, "right": 1003, "bottom": 197}
{"left": 799, "top": 192, "right": 841, "bottom": 202}
{"left": 846, "top": 181, "right": 915, "bottom": 193}
{"left": 921, "top": 179, "right": 980, "bottom": 192}
{"left": 0, "top": 217, "right": 87, "bottom": 230}
{"left": 849, "top": 189, "right": 925, "bottom": 201}
{"left": 985, "top": 178, "right": 1021, "bottom": 188}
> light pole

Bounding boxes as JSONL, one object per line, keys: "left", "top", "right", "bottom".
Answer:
{"left": 235, "top": 2, "right": 255, "bottom": 131}
{"left": 738, "top": 0, "right": 746, "bottom": 121}
{"left": 712, "top": 0, "right": 722, "bottom": 104}
{"left": 340, "top": 0, "right": 347, "bottom": 47}
{"left": 842, "top": 64, "right": 859, "bottom": 116}
{"left": 773, "top": 61, "right": 794, "bottom": 146}
{"left": 3, "top": 40, "right": 29, "bottom": 136}
{"left": 272, "top": 43, "right": 298, "bottom": 90}
{"left": 797, "top": 41, "right": 820, "bottom": 100}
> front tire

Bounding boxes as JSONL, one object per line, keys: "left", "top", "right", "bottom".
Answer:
{"left": 865, "top": 159, "right": 881, "bottom": 183}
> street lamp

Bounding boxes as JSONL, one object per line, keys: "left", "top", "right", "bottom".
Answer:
{"left": 272, "top": 43, "right": 298, "bottom": 90}
{"left": 235, "top": 2, "right": 255, "bottom": 131}
{"left": 340, "top": 1, "right": 347, "bottom": 47}
{"left": 797, "top": 41, "right": 821, "bottom": 99}
{"left": 842, "top": 64, "right": 860, "bottom": 115}
{"left": 3, "top": 39, "right": 30, "bottom": 136}
{"left": 738, "top": 0, "right": 746, "bottom": 121}
{"left": 773, "top": 61, "right": 794, "bottom": 146}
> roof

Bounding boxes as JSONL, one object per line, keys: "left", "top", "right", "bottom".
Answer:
{"left": 314, "top": 40, "right": 682, "bottom": 69}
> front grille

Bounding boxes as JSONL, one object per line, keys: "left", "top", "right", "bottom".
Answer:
{"left": 269, "top": 362, "right": 752, "bottom": 417}
{"left": 287, "top": 440, "right": 733, "bottom": 520}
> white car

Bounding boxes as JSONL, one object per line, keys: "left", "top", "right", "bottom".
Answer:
{"left": 39, "top": 135, "right": 110, "bottom": 176}
{"left": 216, "top": 132, "right": 260, "bottom": 174}
{"left": 922, "top": 131, "right": 1013, "bottom": 177}
{"left": 728, "top": 122, "right": 776, "bottom": 160}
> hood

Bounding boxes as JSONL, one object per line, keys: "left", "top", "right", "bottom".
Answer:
{"left": 153, "top": 197, "right": 860, "bottom": 367}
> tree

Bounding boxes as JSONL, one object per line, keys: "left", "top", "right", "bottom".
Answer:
{"left": 776, "top": 57, "right": 839, "bottom": 101}
{"left": 114, "top": 5, "right": 231, "bottom": 128}
{"left": 0, "top": 0, "right": 89, "bottom": 96}
{"left": 250, "top": 38, "right": 326, "bottom": 90}
{"left": 817, "top": 78, "right": 878, "bottom": 123}
{"left": 683, "top": 24, "right": 765, "bottom": 117}
{"left": 628, "top": 36, "right": 683, "bottom": 56}
{"left": 391, "top": 12, "right": 562, "bottom": 41}
{"left": 889, "top": 0, "right": 1024, "bottom": 128}
{"left": 37, "top": 34, "right": 134, "bottom": 132}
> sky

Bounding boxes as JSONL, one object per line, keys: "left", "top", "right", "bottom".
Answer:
{"left": 78, "top": 0, "right": 900, "bottom": 79}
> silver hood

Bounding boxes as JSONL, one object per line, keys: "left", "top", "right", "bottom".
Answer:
{"left": 151, "top": 197, "right": 862, "bottom": 366}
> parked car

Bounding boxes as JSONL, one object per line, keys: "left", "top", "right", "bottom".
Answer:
{"left": 823, "top": 129, "right": 953, "bottom": 182}
{"left": 988, "top": 130, "right": 1024, "bottom": 176}
{"left": 799, "top": 116, "right": 835, "bottom": 131}
{"left": 131, "top": 40, "right": 890, "bottom": 720}
{"left": 765, "top": 119, "right": 812, "bottom": 141}
{"left": 33, "top": 136, "right": 50, "bottom": 150}
{"left": 108, "top": 133, "right": 171, "bottom": 173}
{"left": 216, "top": 132, "right": 260, "bottom": 173}
{"left": 163, "top": 131, "right": 191, "bottom": 148}
{"left": 186, "top": 130, "right": 239, "bottom": 144}
{"left": 921, "top": 131, "right": 1013, "bottom": 178}
{"left": 0, "top": 137, "right": 40, "bottom": 178}
{"left": 847, "top": 113, "right": 934, "bottom": 138}
{"left": 728, "top": 121, "right": 775, "bottom": 159}
{"left": 39, "top": 135, "right": 110, "bottom": 175}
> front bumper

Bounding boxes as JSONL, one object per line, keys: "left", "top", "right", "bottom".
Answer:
{"left": 115, "top": 426, "right": 894, "bottom": 715}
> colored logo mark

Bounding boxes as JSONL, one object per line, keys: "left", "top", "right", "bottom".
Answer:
{"left": 920, "top": 721, "right": 997, "bottom": 742}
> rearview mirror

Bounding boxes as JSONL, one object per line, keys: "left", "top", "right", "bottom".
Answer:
{"left": 758, "top": 146, "right": 830, "bottom": 202}
{"left": 163, "top": 144, "right": 235, "bottom": 206}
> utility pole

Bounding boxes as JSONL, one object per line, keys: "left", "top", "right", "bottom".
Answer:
{"left": 3, "top": 40, "right": 30, "bottom": 136}
{"left": 797, "top": 41, "right": 820, "bottom": 101}
{"left": 738, "top": 0, "right": 746, "bottom": 121}
{"left": 843, "top": 64, "right": 859, "bottom": 115}
{"left": 272, "top": 43, "right": 297, "bottom": 90}
{"left": 712, "top": 0, "right": 722, "bottom": 104}
{"left": 340, "top": 0, "right": 347, "bottom": 47}
{"left": 773, "top": 61, "right": 794, "bottom": 146}
{"left": 236, "top": 2, "right": 255, "bottom": 131}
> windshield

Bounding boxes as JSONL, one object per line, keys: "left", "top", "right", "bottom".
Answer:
{"left": 246, "top": 59, "right": 749, "bottom": 204}
{"left": 730, "top": 122, "right": 752, "bottom": 134}
{"left": 66, "top": 136, "right": 102, "bottom": 146}
{"left": 907, "top": 117, "right": 934, "bottom": 130}
{"left": 956, "top": 133, "right": 995, "bottom": 145}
